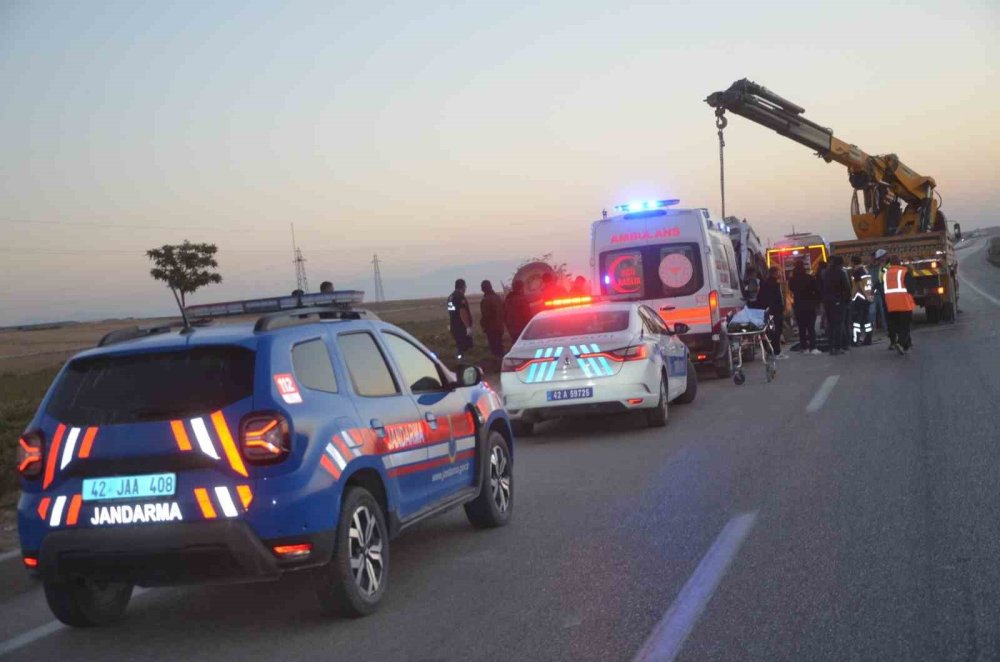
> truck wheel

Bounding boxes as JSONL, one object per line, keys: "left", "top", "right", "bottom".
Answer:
{"left": 715, "top": 347, "right": 734, "bottom": 379}
{"left": 942, "top": 302, "right": 955, "bottom": 322}
{"left": 464, "top": 431, "right": 513, "bottom": 529}
{"left": 675, "top": 361, "right": 698, "bottom": 404}
{"left": 926, "top": 305, "right": 941, "bottom": 324}
{"left": 315, "top": 486, "right": 389, "bottom": 617}
{"left": 43, "top": 577, "right": 133, "bottom": 627}
{"left": 645, "top": 377, "right": 669, "bottom": 427}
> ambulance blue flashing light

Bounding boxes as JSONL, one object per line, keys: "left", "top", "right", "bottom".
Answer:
{"left": 613, "top": 199, "right": 680, "bottom": 214}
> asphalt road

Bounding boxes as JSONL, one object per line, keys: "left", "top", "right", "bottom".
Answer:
{"left": 1, "top": 238, "right": 999, "bottom": 661}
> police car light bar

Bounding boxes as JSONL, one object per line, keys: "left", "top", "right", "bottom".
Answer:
{"left": 185, "top": 290, "right": 365, "bottom": 320}
{"left": 612, "top": 199, "right": 680, "bottom": 214}
{"left": 544, "top": 296, "right": 593, "bottom": 308}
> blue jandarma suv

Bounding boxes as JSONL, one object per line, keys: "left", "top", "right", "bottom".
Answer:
{"left": 16, "top": 307, "right": 513, "bottom": 626}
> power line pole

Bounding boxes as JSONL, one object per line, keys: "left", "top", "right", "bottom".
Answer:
{"left": 372, "top": 253, "right": 385, "bottom": 302}
{"left": 291, "top": 223, "right": 309, "bottom": 293}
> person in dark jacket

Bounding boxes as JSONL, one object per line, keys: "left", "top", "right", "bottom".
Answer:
{"left": 821, "top": 256, "right": 851, "bottom": 354}
{"left": 754, "top": 266, "right": 786, "bottom": 358}
{"left": 446, "top": 279, "right": 473, "bottom": 360}
{"left": 743, "top": 266, "right": 761, "bottom": 305}
{"left": 480, "top": 280, "right": 505, "bottom": 360}
{"left": 788, "top": 259, "right": 821, "bottom": 354}
{"left": 504, "top": 280, "right": 532, "bottom": 343}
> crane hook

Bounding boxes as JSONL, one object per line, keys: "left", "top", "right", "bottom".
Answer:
{"left": 715, "top": 107, "right": 728, "bottom": 130}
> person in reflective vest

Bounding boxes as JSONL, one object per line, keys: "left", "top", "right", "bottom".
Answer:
{"left": 850, "top": 257, "right": 875, "bottom": 346}
{"left": 884, "top": 256, "right": 916, "bottom": 355}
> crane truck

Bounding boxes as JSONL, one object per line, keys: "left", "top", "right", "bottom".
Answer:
{"left": 706, "top": 78, "right": 959, "bottom": 322}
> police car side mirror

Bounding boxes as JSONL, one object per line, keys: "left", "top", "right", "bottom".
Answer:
{"left": 672, "top": 322, "right": 690, "bottom": 335}
{"left": 455, "top": 364, "right": 483, "bottom": 388}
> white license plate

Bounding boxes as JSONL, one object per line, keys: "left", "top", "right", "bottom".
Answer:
{"left": 82, "top": 473, "right": 176, "bottom": 502}
{"left": 546, "top": 387, "right": 594, "bottom": 402}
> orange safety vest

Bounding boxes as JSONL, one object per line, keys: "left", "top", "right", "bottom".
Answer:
{"left": 884, "top": 265, "right": 915, "bottom": 312}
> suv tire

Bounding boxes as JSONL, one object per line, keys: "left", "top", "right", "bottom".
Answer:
{"left": 465, "top": 431, "right": 513, "bottom": 529}
{"left": 315, "top": 486, "right": 389, "bottom": 618}
{"left": 675, "top": 361, "right": 698, "bottom": 404}
{"left": 43, "top": 577, "right": 133, "bottom": 627}
{"left": 645, "top": 376, "right": 669, "bottom": 427}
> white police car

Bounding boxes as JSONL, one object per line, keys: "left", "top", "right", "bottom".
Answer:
{"left": 500, "top": 298, "right": 696, "bottom": 434}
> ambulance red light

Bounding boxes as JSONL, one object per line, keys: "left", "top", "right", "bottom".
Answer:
{"left": 240, "top": 414, "right": 291, "bottom": 464}
{"left": 272, "top": 543, "right": 312, "bottom": 559}
{"left": 708, "top": 290, "right": 720, "bottom": 331}
{"left": 16, "top": 433, "right": 43, "bottom": 479}
{"left": 23, "top": 556, "right": 38, "bottom": 568}
{"left": 627, "top": 398, "right": 644, "bottom": 405}
{"left": 544, "top": 296, "right": 592, "bottom": 308}
{"left": 696, "top": 354, "right": 708, "bottom": 361}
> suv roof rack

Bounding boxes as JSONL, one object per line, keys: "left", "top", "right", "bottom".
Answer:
{"left": 97, "top": 323, "right": 187, "bottom": 347}
{"left": 254, "top": 306, "right": 380, "bottom": 333}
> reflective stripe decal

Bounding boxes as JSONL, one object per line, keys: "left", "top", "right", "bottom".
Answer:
{"left": 236, "top": 485, "right": 253, "bottom": 510}
{"left": 37, "top": 497, "right": 51, "bottom": 520}
{"left": 43, "top": 424, "right": 65, "bottom": 488}
{"left": 326, "top": 444, "right": 347, "bottom": 470}
{"left": 320, "top": 455, "right": 340, "bottom": 479}
{"left": 194, "top": 488, "right": 217, "bottom": 519}
{"left": 211, "top": 411, "right": 247, "bottom": 477}
{"left": 66, "top": 494, "right": 83, "bottom": 526}
{"left": 49, "top": 495, "right": 67, "bottom": 527}
{"left": 341, "top": 429, "right": 360, "bottom": 448}
{"left": 60, "top": 427, "right": 81, "bottom": 470}
{"left": 78, "top": 427, "right": 98, "bottom": 459}
{"left": 190, "top": 418, "right": 221, "bottom": 460}
{"left": 170, "top": 420, "right": 193, "bottom": 451}
{"left": 214, "top": 486, "right": 239, "bottom": 518}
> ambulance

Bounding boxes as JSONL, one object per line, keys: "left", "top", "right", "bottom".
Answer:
{"left": 590, "top": 200, "right": 744, "bottom": 378}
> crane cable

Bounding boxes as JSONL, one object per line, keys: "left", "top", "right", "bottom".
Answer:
{"left": 715, "top": 107, "right": 728, "bottom": 221}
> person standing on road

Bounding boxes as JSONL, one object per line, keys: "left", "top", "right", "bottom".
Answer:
{"left": 884, "top": 255, "right": 916, "bottom": 355}
{"left": 788, "top": 259, "right": 821, "bottom": 354}
{"left": 480, "top": 280, "right": 505, "bottom": 362}
{"left": 755, "top": 266, "right": 787, "bottom": 359}
{"left": 822, "top": 256, "right": 851, "bottom": 355}
{"left": 871, "top": 249, "right": 889, "bottom": 330}
{"left": 850, "top": 256, "right": 875, "bottom": 346}
{"left": 447, "top": 279, "right": 474, "bottom": 360}
{"left": 504, "top": 280, "right": 532, "bottom": 343}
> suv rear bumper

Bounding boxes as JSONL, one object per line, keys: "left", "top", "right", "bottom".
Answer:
{"left": 38, "top": 520, "right": 334, "bottom": 587}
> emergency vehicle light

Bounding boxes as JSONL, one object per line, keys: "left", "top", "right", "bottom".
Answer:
{"left": 612, "top": 199, "right": 680, "bottom": 213}
{"left": 544, "top": 296, "right": 593, "bottom": 308}
{"left": 937, "top": 287, "right": 945, "bottom": 295}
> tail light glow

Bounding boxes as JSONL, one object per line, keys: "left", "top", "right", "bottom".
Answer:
{"left": 17, "top": 433, "right": 43, "bottom": 479}
{"left": 937, "top": 286, "right": 945, "bottom": 294}
{"left": 582, "top": 345, "right": 648, "bottom": 362}
{"left": 503, "top": 356, "right": 555, "bottom": 373}
{"left": 23, "top": 557, "right": 38, "bottom": 568}
{"left": 696, "top": 353, "right": 709, "bottom": 361}
{"left": 272, "top": 543, "right": 312, "bottom": 559}
{"left": 709, "top": 290, "right": 721, "bottom": 332}
{"left": 627, "top": 398, "right": 644, "bottom": 405}
{"left": 240, "top": 414, "right": 291, "bottom": 463}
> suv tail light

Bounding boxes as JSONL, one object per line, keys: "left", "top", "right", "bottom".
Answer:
{"left": 240, "top": 413, "right": 291, "bottom": 463}
{"left": 17, "top": 432, "right": 43, "bottom": 479}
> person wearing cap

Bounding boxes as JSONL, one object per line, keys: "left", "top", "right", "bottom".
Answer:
{"left": 871, "top": 249, "right": 889, "bottom": 331}
{"left": 480, "top": 280, "right": 505, "bottom": 362}
{"left": 884, "top": 255, "right": 916, "bottom": 354}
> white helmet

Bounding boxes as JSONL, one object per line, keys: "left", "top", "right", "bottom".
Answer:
{"left": 873, "top": 248, "right": 888, "bottom": 259}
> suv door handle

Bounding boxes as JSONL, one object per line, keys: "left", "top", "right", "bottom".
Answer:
{"left": 370, "top": 418, "right": 386, "bottom": 437}
{"left": 424, "top": 412, "right": 438, "bottom": 430}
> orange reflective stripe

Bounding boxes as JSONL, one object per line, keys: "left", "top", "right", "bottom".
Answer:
{"left": 210, "top": 411, "right": 247, "bottom": 477}
{"left": 170, "top": 420, "right": 193, "bottom": 451}
{"left": 78, "top": 427, "right": 98, "bottom": 459}
{"left": 66, "top": 495, "right": 83, "bottom": 525}
{"left": 194, "top": 488, "right": 217, "bottom": 519}
{"left": 43, "top": 424, "right": 66, "bottom": 489}
{"left": 320, "top": 455, "right": 340, "bottom": 479}
{"left": 236, "top": 485, "right": 253, "bottom": 510}
{"left": 659, "top": 306, "right": 712, "bottom": 326}
{"left": 37, "top": 497, "right": 51, "bottom": 520}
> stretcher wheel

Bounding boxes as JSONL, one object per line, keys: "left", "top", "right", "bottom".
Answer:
{"left": 766, "top": 363, "right": 776, "bottom": 383}
{"left": 733, "top": 370, "right": 746, "bottom": 386}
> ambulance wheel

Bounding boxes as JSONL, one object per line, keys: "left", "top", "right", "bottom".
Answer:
{"left": 511, "top": 420, "right": 534, "bottom": 437}
{"left": 675, "top": 361, "right": 698, "bottom": 404}
{"left": 926, "top": 305, "right": 941, "bottom": 324}
{"left": 465, "top": 431, "right": 513, "bottom": 529}
{"left": 315, "top": 486, "right": 388, "bottom": 618}
{"left": 733, "top": 370, "right": 746, "bottom": 386}
{"left": 715, "top": 347, "right": 734, "bottom": 379}
{"left": 43, "top": 577, "right": 133, "bottom": 627}
{"left": 942, "top": 302, "right": 955, "bottom": 322}
{"left": 645, "top": 376, "right": 669, "bottom": 427}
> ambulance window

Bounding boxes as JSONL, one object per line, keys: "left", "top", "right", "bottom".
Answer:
{"left": 656, "top": 244, "right": 703, "bottom": 297}
{"left": 336, "top": 332, "right": 400, "bottom": 397}
{"left": 600, "top": 249, "right": 644, "bottom": 298}
{"left": 710, "top": 236, "right": 734, "bottom": 290}
{"left": 292, "top": 339, "right": 338, "bottom": 393}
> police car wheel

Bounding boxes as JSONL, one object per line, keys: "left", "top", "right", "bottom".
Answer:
{"left": 43, "top": 576, "right": 133, "bottom": 627}
{"left": 675, "top": 361, "right": 698, "bottom": 404}
{"left": 465, "top": 431, "right": 513, "bottom": 529}
{"left": 315, "top": 487, "right": 389, "bottom": 618}
{"left": 644, "top": 376, "right": 669, "bottom": 427}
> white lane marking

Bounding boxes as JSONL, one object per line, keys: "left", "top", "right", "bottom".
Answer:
{"left": 214, "top": 486, "right": 239, "bottom": 518}
{"left": 0, "top": 549, "right": 21, "bottom": 563}
{"left": 0, "top": 589, "right": 149, "bottom": 656}
{"left": 190, "top": 418, "right": 221, "bottom": 460}
{"left": 59, "top": 427, "right": 80, "bottom": 470}
{"left": 634, "top": 511, "right": 758, "bottom": 662}
{"left": 963, "top": 277, "right": 1000, "bottom": 308}
{"left": 48, "top": 495, "right": 67, "bottom": 527}
{"left": 806, "top": 375, "right": 840, "bottom": 413}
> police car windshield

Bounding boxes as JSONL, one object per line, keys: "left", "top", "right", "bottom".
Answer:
{"left": 47, "top": 346, "right": 255, "bottom": 426}
{"left": 522, "top": 310, "right": 630, "bottom": 340}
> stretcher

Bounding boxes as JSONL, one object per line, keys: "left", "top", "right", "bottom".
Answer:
{"left": 725, "top": 307, "right": 776, "bottom": 385}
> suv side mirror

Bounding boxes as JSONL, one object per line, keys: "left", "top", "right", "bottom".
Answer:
{"left": 455, "top": 364, "right": 483, "bottom": 388}
{"left": 672, "top": 322, "right": 690, "bottom": 335}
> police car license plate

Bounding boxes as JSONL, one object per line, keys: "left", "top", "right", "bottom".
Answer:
{"left": 82, "top": 473, "right": 176, "bottom": 502}
{"left": 546, "top": 387, "right": 593, "bottom": 402}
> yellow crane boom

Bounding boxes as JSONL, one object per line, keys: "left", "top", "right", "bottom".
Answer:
{"left": 706, "top": 78, "right": 945, "bottom": 239}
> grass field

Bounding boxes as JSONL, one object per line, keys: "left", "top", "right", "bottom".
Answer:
{"left": 0, "top": 296, "right": 504, "bottom": 503}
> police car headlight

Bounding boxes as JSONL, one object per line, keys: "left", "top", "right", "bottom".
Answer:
{"left": 240, "top": 413, "right": 291, "bottom": 464}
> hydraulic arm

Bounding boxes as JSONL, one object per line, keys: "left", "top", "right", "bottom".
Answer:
{"left": 706, "top": 79, "right": 944, "bottom": 239}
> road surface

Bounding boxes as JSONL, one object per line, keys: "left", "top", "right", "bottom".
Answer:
{"left": 2, "top": 238, "right": 999, "bottom": 661}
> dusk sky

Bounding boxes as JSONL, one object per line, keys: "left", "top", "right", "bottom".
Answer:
{"left": 2, "top": 0, "right": 998, "bottom": 325}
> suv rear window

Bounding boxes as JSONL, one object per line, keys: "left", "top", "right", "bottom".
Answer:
{"left": 47, "top": 347, "right": 255, "bottom": 426}
{"left": 522, "top": 310, "right": 630, "bottom": 340}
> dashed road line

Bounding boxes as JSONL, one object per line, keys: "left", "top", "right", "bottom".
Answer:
{"left": 806, "top": 375, "right": 840, "bottom": 413}
{"left": 633, "top": 511, "right": 758, "bottom": 662}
